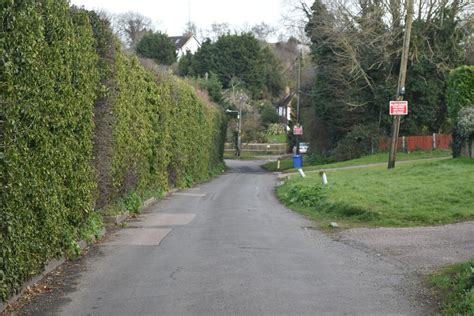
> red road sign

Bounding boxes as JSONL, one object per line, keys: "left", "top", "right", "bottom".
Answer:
{"left": 390, "top": 101, "right": 408, "bottom": 115}
{"left": 293, "top": 126, "right": 303, "bottom": 135}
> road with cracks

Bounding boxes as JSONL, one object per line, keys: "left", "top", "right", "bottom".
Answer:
{"left": 18, "top": 160, "right": 429, "bottom": 315}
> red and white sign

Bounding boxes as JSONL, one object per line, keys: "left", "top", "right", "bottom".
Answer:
{"left": 293, "top": 126, "right": 303, "bottom": 135}
{"left": 390, "top": 101, "right": 408, "bottom": 115}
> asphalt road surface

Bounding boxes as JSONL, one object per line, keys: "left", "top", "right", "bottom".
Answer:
{"left": 18, "top": 160, "right": 429, "bottom": 315}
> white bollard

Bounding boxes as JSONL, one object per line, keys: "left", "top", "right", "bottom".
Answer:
{"left": 277, "top": 159, "right": 280, "bottom": 170}
{"left": 320, "top": 171, "right": 328, "bottom": 185}
{"left": 298, "top": 168, "right": 306, "bottom": 178}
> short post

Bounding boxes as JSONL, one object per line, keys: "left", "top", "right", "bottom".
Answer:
{"left": 277, "top": 158, "right": 281, "bottom": 170}
{"left": 432, "top": 133, "right": 436, "bottom": 149}
{"left": 320, "top": 171, "right": 328, "bottom": 185}
{"left": 298, "top": 168, "right": 306, "bottom": 178}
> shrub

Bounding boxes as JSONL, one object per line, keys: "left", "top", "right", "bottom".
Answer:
{"left": 260, "top": 104, "right": 279, "bottom": 128}
{"left": 280, "top": 183, "right": 326, "bottom": 208}
{"left": 446, "top": 66, "right": 474, "bottom": 121}
{"left": 0, "top": 1, "right": 99, "bottom": 301}
{"left": 136, "top": 31, "right": 177, "bottom": 65}
{"left": 195, "top": 72, "right": 223, "bottom": 103}
{"left": 332, "top": 124, "right": 380, "bottom": 161}
{"left": 266, "top": 123, "right": 286, "bottom": 136}
{"left": 454, "top": 107, "right": 474, "bottom": 158}
{"left": 457, "top": 107, "right": 474, "bottom": 139}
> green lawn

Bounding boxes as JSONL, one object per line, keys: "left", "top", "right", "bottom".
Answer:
{"left": 268, "top": 134, "right": 286, "bottom": 143}
{"left": 430, "top": 260, "right": 474, "bottom": 315}
{"left": 277, "top": 158, "right": 474, "bottom": 227}
{"left": 263, "top": 150, "right": 451, "bottom": 172}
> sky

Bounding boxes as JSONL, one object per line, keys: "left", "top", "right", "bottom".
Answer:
{"left": 69, "top": 0, "right": 297, "bottom": 40}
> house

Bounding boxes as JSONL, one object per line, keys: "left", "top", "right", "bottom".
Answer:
{"left": 275, "top": 87, "right": 295, "bottom": 131}
{"left": 168, "top": 33, "right": 201, "bottom": 59}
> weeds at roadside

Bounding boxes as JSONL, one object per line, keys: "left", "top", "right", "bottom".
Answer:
{"left": 430, "top": 260, "right": 474, "bottom": 315}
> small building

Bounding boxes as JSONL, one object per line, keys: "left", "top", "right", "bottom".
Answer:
{"left": 275, "top": 87, "right": 295, "bottom": 131}
{"left": 168, "top": 34, "right": 201, "bottom": 59}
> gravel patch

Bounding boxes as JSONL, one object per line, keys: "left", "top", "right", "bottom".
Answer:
{"left": 336, "top": 221, "right": 474, "bottom": 273}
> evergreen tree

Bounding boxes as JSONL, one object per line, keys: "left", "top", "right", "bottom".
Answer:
{"left": 189, "top": 33, "right": 282, "bottom": 98}
{"left": 136, "top": 31, "right": 177, "bottom": 65}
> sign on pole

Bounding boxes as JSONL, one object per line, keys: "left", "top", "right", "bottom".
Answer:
{"left": 293, "top": 125, "right": 303, "bottom": 135}
{"left": 390, "top": 101, "right": 408, "bottom": 115}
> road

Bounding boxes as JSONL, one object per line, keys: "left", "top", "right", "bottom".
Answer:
{"left": 19, "top": 160, "right": 429, "bottom": 315}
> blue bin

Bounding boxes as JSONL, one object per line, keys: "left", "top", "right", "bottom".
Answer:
{"left": 292, "top": 155, "right": 303, "bottom": 168}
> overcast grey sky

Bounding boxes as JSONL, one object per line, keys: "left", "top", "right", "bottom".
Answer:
{"left": 70, "top": 0, "right": 298, "bottom": 39}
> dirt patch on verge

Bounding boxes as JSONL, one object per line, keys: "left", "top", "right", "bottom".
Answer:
{"left": 335, "top": 221, "right": 474, "bottom": 273}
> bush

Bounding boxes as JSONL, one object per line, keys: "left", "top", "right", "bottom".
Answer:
{"left": 1, "top": 1, "right": 99, "bottom": 301}
{"left": 332, "top": 124, "right": 380, "bottom": 161}
{"left": 195, "top": 72, "right": 223, "bottom": 103}
{"left": 266, "top": 123, "right": 286, "bottom": 136}
{"left": 280, "top": 183, "right": 326, "bottom": 207}
{"left": 260, "top": 104, "right": 279, "bottom": 128}
{"left": 446, "top": 66, "right": 474, "bottom": 121}
{"left": 454, "top": 107, "right": 474, "bottom": 158}
{"left": 136, "top": 31, "right": 177, "bottom": 65}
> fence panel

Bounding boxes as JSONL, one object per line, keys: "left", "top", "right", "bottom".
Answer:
{"left": 378, "top": 134, "right": 451, "bottom": 152}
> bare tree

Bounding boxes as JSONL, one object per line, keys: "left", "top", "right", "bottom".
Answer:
{"left": 280, "top": 0, "right": 313, "bottom": 44}
{"left": 183, "top": 21, "right": 198, "bottom": 35}
{"left": 201, "top": 22, "right": 232, "bottom": 42}
{"left": 250, "top": 22, "right": 277, "bottom": 41}
{"left": 114, "top": 11, "right": 152, "bottom": 48}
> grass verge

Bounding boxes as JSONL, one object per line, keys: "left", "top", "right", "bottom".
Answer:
{"left": 277, "top": 158, "right": 474, "bottom": 227}
{"left": 263, "top": 150, "right": 451, "bottom": 172}
{"left": 430, "top": 260, "right": 474, "bottom": 315}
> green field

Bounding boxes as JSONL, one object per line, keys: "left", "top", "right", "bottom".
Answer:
{"left": 430, "top": 260, "right": 474, "bottom": 315}
{"left": 263, "top": 150, "right": 451, "bottom": 172}
{"left": 277, "top": 158, "right": 474, "bottom": 228}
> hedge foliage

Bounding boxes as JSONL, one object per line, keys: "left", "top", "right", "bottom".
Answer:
{"left": 447, "top": 65, "right": 474, "bottom": 121}
{"left": 0, "top": 1, "right": 226, "bottom": 302}
{"left": 447, "top": 66, "right": 474, "bottom": 157}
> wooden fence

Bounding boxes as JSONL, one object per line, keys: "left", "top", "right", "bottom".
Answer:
{"left": 224, "top": 143, "right": 287, "bottom": 154}
{"left": 379, "top": 133, "right": 452, "bottom": 152}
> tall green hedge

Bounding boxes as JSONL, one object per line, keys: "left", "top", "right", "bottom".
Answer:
{"left": 1, "top": 1, "right": 99, "bottom": 300}
{"left": 0, "top": 1, "right": 226, "bottom": 302}
{"left": 447, "top": 66, "right": 474, "bottom": 157}
{"left": 447, "top": 66, "right": 474, "bottom": 121}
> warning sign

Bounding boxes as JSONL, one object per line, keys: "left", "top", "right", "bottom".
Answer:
{"left": 293, "top": 126, "right": 303, "bottom": 135}
{"left": 390, "top": 101, "right": 408, "bottom": 115}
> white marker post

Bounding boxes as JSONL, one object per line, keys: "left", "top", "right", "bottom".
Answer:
{"left": 320, "top": 171, "right": 328, "bottom": 185}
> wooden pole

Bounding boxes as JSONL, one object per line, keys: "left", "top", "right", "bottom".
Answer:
{"left": 296, "top": 52, "right": 302, "bottom": 155}
{"left": 388, "top": 0, "right": 414, "bottom": 169}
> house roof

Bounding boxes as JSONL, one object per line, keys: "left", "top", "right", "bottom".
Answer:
{"left": 168, "top": 34, "right": 196, "bottom": 50}
{"left": 275, "top": 92, "right": 296, "bottom": 108}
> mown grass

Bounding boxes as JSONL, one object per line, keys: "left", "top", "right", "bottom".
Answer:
{"left": 430, "top": 260, "right": 474, "bottom": 315}
{"left": 277, "top": 158, "right": 474, "bottom": 227}
{"left": 268, "top": 134, "right": 286, "bottom": 143}
{"left": 263, "top": 150, "right": 451, "bottom": 172}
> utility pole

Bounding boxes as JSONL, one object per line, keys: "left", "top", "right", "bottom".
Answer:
{"left": 231, "top": 79, "right": 241, "bottom": 157}
{"left": 388, "top": 0, "right": 414, "bottom": 169}
{"left": 296, "top": 51, "right": 302, "bottom": 155}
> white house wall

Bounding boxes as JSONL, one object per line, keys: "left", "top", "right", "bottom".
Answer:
{"left": 177, "top": 38, "right": 201, "bottom": 59}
